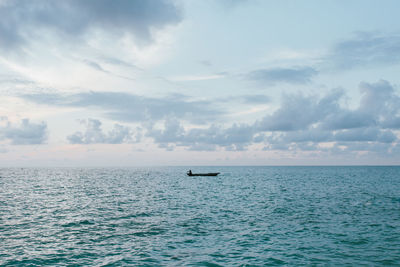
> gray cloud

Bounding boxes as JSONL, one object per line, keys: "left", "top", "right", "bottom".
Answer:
{"left": 255, "top": 80, "right": 400, "bottom": 153}
{"left": 81, "top": 59, "right": 136, "bottom": 81}
{"left": 0, "top": 75, "right": 34, "bottom": 85}
{"left": 67, "top": 118, "right": 140, "bottom": 144}
{"left": 247, "top": 66, "right": 318, "bottom": 85}
{"left": 263, "top": 130, "right": 330, "bottom": 152}
{"left": 334, "top": 128, "right": 396, "bottom": 143}
{"left": 146, "top": 119, "right": 255, "bottom": 151}
{"left": 101, "top": 56, "right": 139, "bottom": 69}
{"left": 241, "top": 94, "right": 270, "bottom": 104}
{"left": 0, "top": 118, "right": 47, "bottom": 145}
{"left": 219, "top": 0, "right": 250, "bottom": 9}
{"left": 143, "top": 80, "right": 399, "bottom": 153}
{"left": 0, "top": 0, "right": 181, "bottom": 50}
{"left": 83, "top": 60, "right": 109, "bottom": 73}
{"left": 258, "top": 80, "right": 400, "bottom": 132}
{"left": 321, "top": 110, "right": 373, "bottom": 130}
{"left": 320, "top": 80, "right": 400, "bottom": 130}
{"left": 22, "top": 91, "right": 224, "bottom": 124}
{"left": 257, "top": 89, "right": 343, "bottom": 131}
{"left": 359, "top": 80, "right": 400, "bottom": 129}
{"left": 199, "top": 60, "right": 212, "bottom": 67}
{"left": 327, "top": 32, "right": 400, "bottom": 69}
{"left": 282, "top": 129, "right": 333, "bottom": 143}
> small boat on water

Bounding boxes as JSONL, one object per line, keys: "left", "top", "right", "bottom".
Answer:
{"left": 187, "top": 170, "right": 220, "bottom": 176}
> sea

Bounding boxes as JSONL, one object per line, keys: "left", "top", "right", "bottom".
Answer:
{"left": 1, "top": 166, "right": 399, "bottom": 266}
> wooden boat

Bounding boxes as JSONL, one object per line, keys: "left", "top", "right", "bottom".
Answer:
{"left": 187, "top": 171, "right": 220, "bottom": 176}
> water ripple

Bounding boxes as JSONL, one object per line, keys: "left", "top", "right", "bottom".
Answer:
{"left": 1, "top": 166, "right": 400, "bottom": 265}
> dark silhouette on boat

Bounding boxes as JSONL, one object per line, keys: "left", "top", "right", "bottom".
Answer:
{"left": 187, "top": 170, "right": 220, "bottom": 176}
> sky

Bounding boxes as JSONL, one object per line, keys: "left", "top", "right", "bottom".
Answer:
{"left": 1, "top": 0, "right": 400, "bottom": 166}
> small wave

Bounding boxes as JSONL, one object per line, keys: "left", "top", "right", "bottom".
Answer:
{"left": 132, "top": 226, "right": 167, "bottom": 237}
{"left": 61, "top": 219, "right": 95, "bottom": 227}
{"left": 194, "top": 261, "right": 223, "bottom": 267}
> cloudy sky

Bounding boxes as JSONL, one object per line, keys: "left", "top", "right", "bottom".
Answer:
{"left": 1, "top": 0, "right": 400, "bottom": 166}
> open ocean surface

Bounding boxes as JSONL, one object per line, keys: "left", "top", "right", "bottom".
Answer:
{"left": 1, "top": 166, "right": 400, "bottom": 266}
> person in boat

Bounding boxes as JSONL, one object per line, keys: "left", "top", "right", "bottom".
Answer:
{"left": 187, "top": 170, "right": 192, "bottom": 176}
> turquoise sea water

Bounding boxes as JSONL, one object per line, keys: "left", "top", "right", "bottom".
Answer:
{"left": 1, "top": 166, "right": 400, "bottom": 266}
